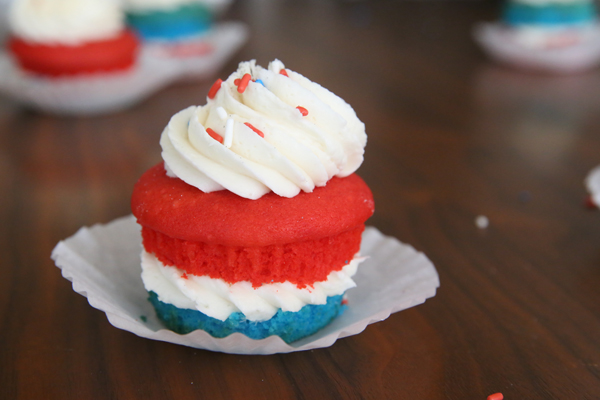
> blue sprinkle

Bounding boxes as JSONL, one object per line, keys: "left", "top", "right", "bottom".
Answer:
{"left": 255, "top": 79, "right": 265, "bottom": 87}
{"left": 345, "top": 260, "right": 348, "bottom": 264}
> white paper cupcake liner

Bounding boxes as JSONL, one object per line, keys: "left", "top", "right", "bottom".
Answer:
{"left": 474, "top": 22, "right": 600, "bottom": 73}
{"left": 142, "top": 22, "right": 249, "bottom": 81}
{"left": 51, "top": 215, "right": 440, "bottom": 355}
{"left": 0, "top": 47, "right": 180, "bottom": 115}
{"left": 585, "top": 165, "right": 600, "bottom": 206}
{"left": 0, "top": 22, "right": 248, "bottom": 115}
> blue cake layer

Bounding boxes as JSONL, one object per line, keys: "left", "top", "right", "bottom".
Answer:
{"left": 126, "top": 4, "right": 212, "bottom": 40}
{"left": 503, "top": 2, "right": 597, "bottom": 26}
{"left": 149, "top": 291, "right": 346, "bottom": 343}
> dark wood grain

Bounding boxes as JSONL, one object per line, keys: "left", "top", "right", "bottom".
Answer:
{"left": 2, "top": 0, "right": 600, "bottom": 398}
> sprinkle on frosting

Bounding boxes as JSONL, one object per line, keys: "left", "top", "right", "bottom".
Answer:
{"left": 224, "top": 118, "right": 234, "bottom": 148}
{"left": 208, "top": 78, "right": 223, "bottom": 99}
{"left": 296, "top": 106, "right": 309, "bottom": 116}
{"left": 206, "top": 128, "right": 223, "bottom": 144}
{"left": 279, "top": 69, "right": 289, "bottom": 77}
{"left": 216, "top": 106, "right": 228, "bottom": 120}
{"left": 244, "top": 122, "right": 264, "bottom": 138}
{"left": 237, "top": 73, "right": 252, "bottom": 93}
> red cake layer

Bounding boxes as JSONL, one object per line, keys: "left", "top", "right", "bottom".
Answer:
{"left": 142, "top": 224, "right": 364, "bottom": 287}
{"left": 8, "top": 30, "right": 139, "bottom": 77}
{"left": 132, "top": 163, "right": 374, "bottom": 247}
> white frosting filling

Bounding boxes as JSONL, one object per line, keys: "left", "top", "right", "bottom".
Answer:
{"left": 9, "top": 0, "right": 124, "bottom": 45}
{"left": 160, "top": 59, "right": 367, "bottom": 200}
{"left": 141, "top": 250, "right": 364, "bottom": 322}
{"left": 124, "top": 0, "right": 231, "bottom": 13}
{"left": 507, "top": 24, "right": 597, "bottom": 48}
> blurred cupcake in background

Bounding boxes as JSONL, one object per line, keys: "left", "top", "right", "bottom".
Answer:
{"left": 502, "top": 0, "right": 598, "bottom": 49}
{"left": 0, "top": 0, "right": 179, "bottom": 115}
{"left": 122, "top": 0, "right": 247, "bottom": 82}
{"left": 585, "top": 165, "right": 600, "bottom": 208}
{"left": 474, "top": 0, "right": 600, "bottom": 73}
{"left": 7, "top": 0, "right": 139, "bottom": 77}
{"left": 123, "top": 0, "right": 231, "bottom": 42}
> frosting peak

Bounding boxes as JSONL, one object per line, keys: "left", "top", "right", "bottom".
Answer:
{"left": 161, "top": 59, "right": 367, "bottom": 199}
{"left": 9, "top": 0, "right": 124, "bottom": 45}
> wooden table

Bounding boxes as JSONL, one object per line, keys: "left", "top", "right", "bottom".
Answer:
{"left": 2, "top": 1, "right": 600, "bottom": 398}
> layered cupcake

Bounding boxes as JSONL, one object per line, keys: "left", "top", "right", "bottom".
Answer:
{"left": 131, "top": 59, "right": 374, "bottom": 343}
{"left": 474, "top": 0, "right": 600, "bottom": 72}
{"left": 7, "top": 0, "right": 138, "bottom": 77}
{"left": 501, "top": 0, "right": 599, "bottom": 49}
{"left": 504, "top": 0, "right": 596, "bottom": 27}
{"left": 123, "top": 0, "right": 228, "bottom": 41}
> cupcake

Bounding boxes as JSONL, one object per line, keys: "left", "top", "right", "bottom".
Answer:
{"left": 503, "top": 0, "right": 596, "bottom": 28}
{"left": 6, "top": 0, "right": 139, "bottom": 77}
{"left": 501, "top": 0, "right": 599, "bottom": 49}
{"left": 123, "top": 0, "right": 230, "bottom": 41}
{"left": 474, "top": 0, "right": 600, "bottom": 73}
{"left": 131, "top": 59, "right": 373, "bottom": 343}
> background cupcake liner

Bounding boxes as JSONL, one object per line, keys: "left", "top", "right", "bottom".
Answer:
{"left": 474, "top": 22, "right": 600, "bottom": 73}
{"left": 0, "top": 22, "right": 248, "bottom": 115}
{"left": 51, "top": 215, "right": 440, "bottom": 355}
{"left": 0, "top": 47, "right": 178, "bottom": 115}
{"left": 585, "top": 165, "right": 600, "bottom": 207}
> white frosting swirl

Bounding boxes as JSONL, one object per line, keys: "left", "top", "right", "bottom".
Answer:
{"left": 9, "top": 0, "right": 124, "bottom": 45}
{"left": 141, "top": 250, "right": 363, "bottom": 322}
{"left": 160, "top": 59, "right": 367, "bottom": 199}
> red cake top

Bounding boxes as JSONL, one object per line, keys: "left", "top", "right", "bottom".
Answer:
{"left": 8, "top": 30, "right": 138, "bottom": 76}
{"left": 132, "top": 163, "right": 374, "bottom": 247}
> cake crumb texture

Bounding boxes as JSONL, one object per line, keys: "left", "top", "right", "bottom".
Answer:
{"left": 149, "top": 291, "right": 346, "bottom": 343}
{"left": 132, "top": 163, "right": 375, "bottom": 247}
{"left": 142, "top": 224, "right": 364, "bottom": 287}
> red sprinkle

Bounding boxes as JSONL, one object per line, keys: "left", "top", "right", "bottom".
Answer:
{"left": 182, "top": 273, "right": 189, "bottom": 280}
{"left": 207, "top": 78, "right": 223, "bottom": 99}
{"left": 296, "top": 106, "right": 308, "bottom": 116}
{"left": 279, "top": 69, "right": 289, "bottom": 77}
{"left": 237, "top": 73, "right": 252, "bottom": 93}
{"left": 244, "top": 122, "right": 264, "bottom": 138}
{"left": 206, "top": 128, "right": 223, "bottom": 144}
{"left": 234, "top": 78, "right": 241, "bottom": 85}
{"left": 341, "top": 299, "right": 349, "bottom": 305}
{"left": 487, "top": 394, "right": 503, "bottom": 400}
